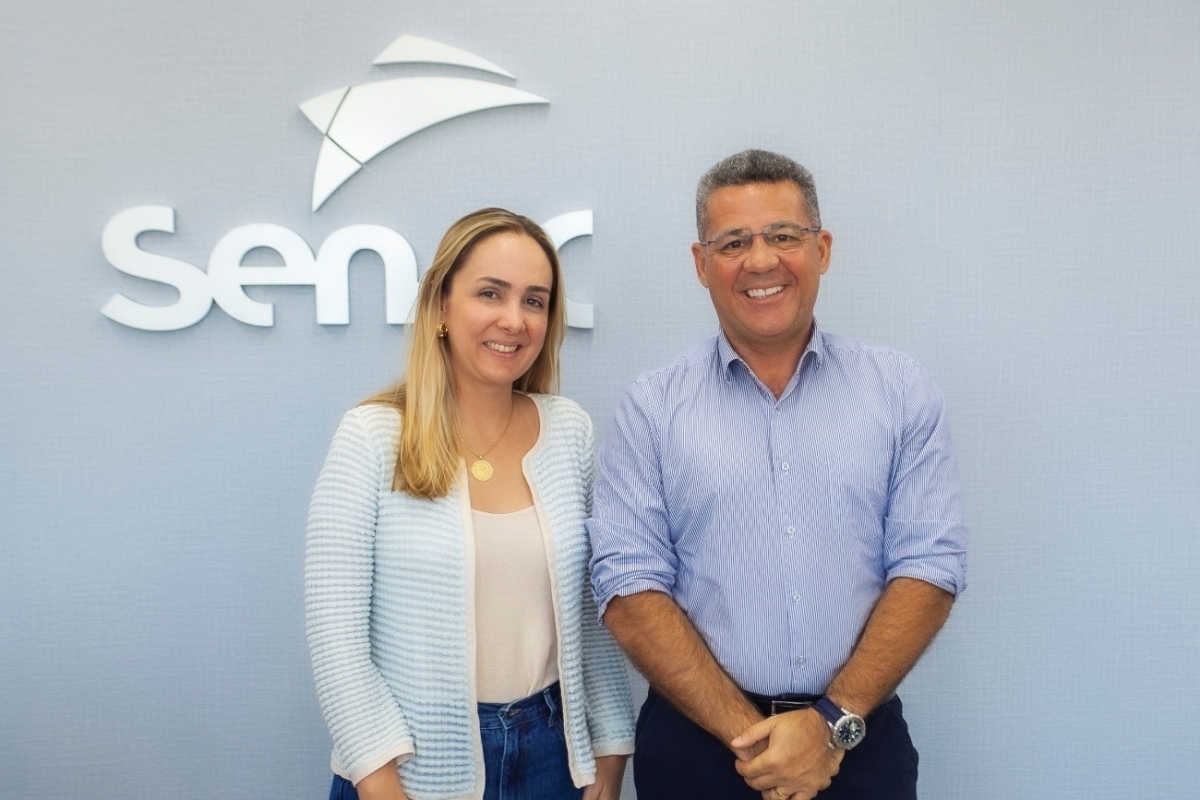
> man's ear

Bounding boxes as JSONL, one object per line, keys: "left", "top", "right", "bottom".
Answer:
{"left": 817, "top": 229, "right": 833, "bottom": 275}
{"left": 692, "top": 242, "right": 710, "bottom": 288}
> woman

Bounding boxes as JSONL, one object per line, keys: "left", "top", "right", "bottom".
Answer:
{"left": 305, "top": 208, "right": 634, "bottom": 800}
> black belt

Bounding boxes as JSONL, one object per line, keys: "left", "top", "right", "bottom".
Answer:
{"left": 746, "top": 690, "right": 898, "bottom": 718}
{"left": 744, "top": 690, "right": 821, "bottom": 717}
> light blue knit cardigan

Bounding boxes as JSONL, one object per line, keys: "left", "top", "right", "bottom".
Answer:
{"left": 305, "top": 394, "right": 635, "bottom": 800}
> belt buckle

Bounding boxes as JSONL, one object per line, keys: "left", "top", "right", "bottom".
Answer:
{"left": 769, "top": 698, "right": 815, "bottom": 716}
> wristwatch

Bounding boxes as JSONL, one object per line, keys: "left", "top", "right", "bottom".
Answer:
{"left": 813, "top": 696, "right": 866, "bottom": 750}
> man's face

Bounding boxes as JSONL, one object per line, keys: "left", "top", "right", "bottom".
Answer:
{"left": 692, "top": 181, "right": 833, "bottom": 360}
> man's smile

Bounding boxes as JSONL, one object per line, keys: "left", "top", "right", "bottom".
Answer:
{"left": 745, "top": 285, "right": 785, "bottom": 299}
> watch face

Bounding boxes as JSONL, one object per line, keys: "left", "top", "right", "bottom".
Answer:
{"left": 834, "top": 715, "right": 866, "bottom": 749}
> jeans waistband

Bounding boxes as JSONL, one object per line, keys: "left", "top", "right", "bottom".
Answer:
{"left": 477, "top": 682, "right": 561, "bottom": 731}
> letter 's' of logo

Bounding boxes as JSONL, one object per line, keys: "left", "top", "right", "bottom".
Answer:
{"left": 300, "top": 34, "right": 549, "bottom": 211}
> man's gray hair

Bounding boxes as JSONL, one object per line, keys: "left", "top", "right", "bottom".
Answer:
{"left": 695, "top": 149, "right": 821, "bottom": 238}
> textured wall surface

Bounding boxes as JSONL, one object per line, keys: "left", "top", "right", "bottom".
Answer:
{"left": 2, "top": 2, "right": 1198, "bottom": 797}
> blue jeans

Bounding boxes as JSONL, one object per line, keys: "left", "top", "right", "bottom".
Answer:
{"left": 328, "top": 682, "right": 581, "bottom": 800}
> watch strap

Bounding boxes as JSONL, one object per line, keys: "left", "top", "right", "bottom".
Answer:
{"left": 813, "top": 696, "right": 844, "bottom": 726}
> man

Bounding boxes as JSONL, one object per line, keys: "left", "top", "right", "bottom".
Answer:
{"left": 588, "top": 149, "right": 967, "bottom": 800}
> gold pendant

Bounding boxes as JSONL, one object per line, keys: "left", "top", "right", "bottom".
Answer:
{"left": 470, "top": 458, "right": 494, "bottom": 482}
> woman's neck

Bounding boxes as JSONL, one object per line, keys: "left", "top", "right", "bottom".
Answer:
{"left": 455, "top": 383, "right": 517, "bottom": 444}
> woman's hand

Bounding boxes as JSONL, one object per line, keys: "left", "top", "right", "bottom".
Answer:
{"left": 582, "top": 754, "right": 628, "bottom": 800}
{"left": 354, "top": 761, "right": 408, "bottom": 800}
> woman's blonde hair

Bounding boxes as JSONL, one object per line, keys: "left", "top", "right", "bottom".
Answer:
{"left": 364, "top": 208, "right": 565, "bottom": 498}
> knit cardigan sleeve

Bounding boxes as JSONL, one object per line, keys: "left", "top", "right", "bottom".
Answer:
{"left": 305, "top": 406, "right": 415, "bottom": 784}
{"left": 575, "top": 413, "right": 637, "bottom": 756}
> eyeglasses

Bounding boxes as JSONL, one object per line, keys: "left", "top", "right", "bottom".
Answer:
{"left": 700, "top": 224, "right": 821, "bottom": 259}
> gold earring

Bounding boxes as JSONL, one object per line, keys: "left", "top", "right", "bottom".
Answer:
{"left": 436, "top": 321, "right": 448, "bottom": 339}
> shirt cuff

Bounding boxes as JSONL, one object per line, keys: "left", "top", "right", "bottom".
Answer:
{"left": 595, "top": 579, "right": 674, "bottom": 622}
{"left": 886, "top": 560, "right": 965, "bottom": 597}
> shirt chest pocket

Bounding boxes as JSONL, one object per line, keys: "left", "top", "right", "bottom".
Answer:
{"left": 827, "top": 449, "right": 893, "bottom": 545}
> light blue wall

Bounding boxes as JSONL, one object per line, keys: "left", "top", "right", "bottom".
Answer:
{"left": 3, "top": 2, "right": 1198, "bottom": 797}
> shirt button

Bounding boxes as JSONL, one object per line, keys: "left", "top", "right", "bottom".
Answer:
{"left": 797, "top": 657, "right": 807, "bottom": 667}
{"left": 786, "top": 526, "right": 796, "bottom": 535}
{"left": 792, "top": 592, "right": 802, "bottom": 602}
{"left": 781, "top": 462, "right": 790, "bottom": 471}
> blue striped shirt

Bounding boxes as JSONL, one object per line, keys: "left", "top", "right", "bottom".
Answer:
{"left": 588, "top": 324, "right": 968, "bottom": 696}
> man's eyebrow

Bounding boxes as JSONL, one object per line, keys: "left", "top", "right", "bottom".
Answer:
{"left": 476, "top": 276, "right": 551, "bottom": 294}
{"left": 714, "top": 222, "right": 803, "bottom": 236}
{"left": 711, "top": 227, "right": 752, "bottom": 237}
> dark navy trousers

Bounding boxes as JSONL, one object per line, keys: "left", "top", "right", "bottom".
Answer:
{"left": 633, "top": 689, "right": 919, "bottom": 800}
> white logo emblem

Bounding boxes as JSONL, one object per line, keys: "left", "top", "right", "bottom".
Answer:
{"left": 300, "top": 34, "right": 549, "bottom": 211}
{"left": 101, "top": 34, "right": 594, "bottom": 332}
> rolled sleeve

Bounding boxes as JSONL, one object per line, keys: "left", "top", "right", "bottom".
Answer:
{"left": 882, "top": 361, "right": 969, "bottom": 596}
{"left": 588, "top": 379, "right": 679, "bottom": 620}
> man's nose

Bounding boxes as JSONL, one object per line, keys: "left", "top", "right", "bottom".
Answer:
{"left": 742, "top": 235, "right": 779, "bottom": 270}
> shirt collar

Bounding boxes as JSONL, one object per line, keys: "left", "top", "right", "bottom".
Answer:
{"left": 716, "top": 320, "right": 827, "bottom": 383}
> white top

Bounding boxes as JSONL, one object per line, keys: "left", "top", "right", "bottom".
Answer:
{"left": 472, "top": 506, "right": 559, "bottom": 703}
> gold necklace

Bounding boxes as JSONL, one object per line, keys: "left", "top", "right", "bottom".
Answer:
{"left": 463, "top": 403, "right": 514, "bottom": 482}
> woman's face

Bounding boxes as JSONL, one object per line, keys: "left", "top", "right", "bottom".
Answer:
{"left": 440, "top": 232, "right": 554, "bottom": 394}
